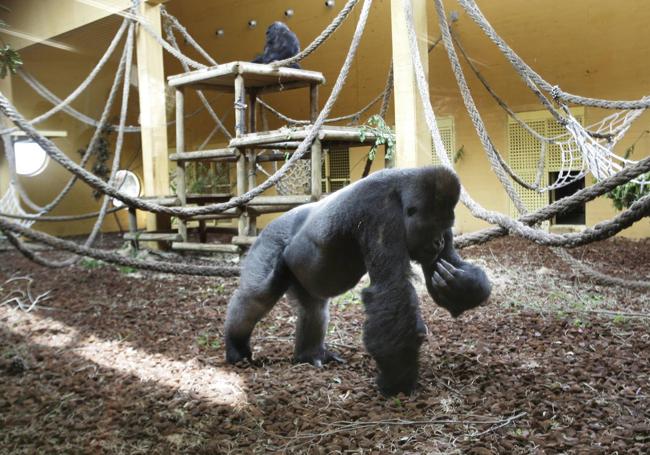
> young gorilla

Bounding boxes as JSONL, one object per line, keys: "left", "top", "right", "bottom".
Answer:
{"left": 252, "top": 22, "right": 301, "bottom": 69}
{"left": 225, "top": 166, "right": 491, "bottom": 396}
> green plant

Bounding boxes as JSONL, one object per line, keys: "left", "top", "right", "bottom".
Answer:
{"left": 80, "top": 258, "right": 104, "bottom": 269}
{"left": 453, "top": 145, "right": 465, "bottom": 164}
{"left": 359, "top": 115, "right": 396, "bottom": 162}
{"left": 605, "top": 134, "right": 650, "bottom": 210}
{"left": 196, "top": 333, "right": 221, "bottom": 349}
{"left": 0, "top": 21, "right": 23, "bottom": 79}
{"left": 78, "top": 125, "right": 113, "bottom": 199}
{"left": 117, "top": 266, "right": 137, "bottom": 274}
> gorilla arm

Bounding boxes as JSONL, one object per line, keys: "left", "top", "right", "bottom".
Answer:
{"left": 422, "top": 229, "right": 492, "bottom": 318}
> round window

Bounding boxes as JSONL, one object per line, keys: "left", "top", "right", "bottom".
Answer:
{"left": 111, "top": 170, "right": 141, "bottom": 207}
{"left": 14, "top": 140, "right": 49, "bottom": 176}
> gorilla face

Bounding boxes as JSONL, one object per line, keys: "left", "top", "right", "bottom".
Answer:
{"left": 402, "top": 167, "right": 460, "bottom": 266}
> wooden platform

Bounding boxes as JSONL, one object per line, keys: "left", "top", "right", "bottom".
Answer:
{"left": 229, "top": 125, "right": 380, "bottom": 148}
{"left": 167, "top": 61, "right": 326, "bottom": 92}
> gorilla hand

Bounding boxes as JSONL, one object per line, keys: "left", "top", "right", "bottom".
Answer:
{"left": 428, "top": 259, "right": 491, "bottom": 318}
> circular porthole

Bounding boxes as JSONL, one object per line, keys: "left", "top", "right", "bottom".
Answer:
{"left": 14, "top": 140, "right": 49, "bottom": 176}
{"left": 111, "top": 170, "right": 141, "bottom": 207}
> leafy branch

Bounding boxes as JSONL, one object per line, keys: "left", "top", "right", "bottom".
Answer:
{"left": 0, "top": 20, "right": 23, "bottom": 79}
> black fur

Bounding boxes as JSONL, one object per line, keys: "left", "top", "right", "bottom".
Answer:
{"left": 224, "top": 166, "right": 492, "bottom": 396}
{"left": 252, "top": 22, "right": 301, "bottom": 69}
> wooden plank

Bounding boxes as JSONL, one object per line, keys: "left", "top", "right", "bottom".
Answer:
{"left": 231, "top": 236, "right": 258, "bottom": 246}
{"left": 136, "top": 1, "right": 170, "bottom": 235}
{"left": 172, "top": 242, "right": 241, "bottom": 253}
{"left": 169, "top": 148, "right": 238, "bottom": 161}
{"left": 311, "top": 139, "right": 323, "bottom": 199}
{"left": 175, "top": 87, "right": 188, "bottom": 242}
{"left": 247, "top": 195, "right": 312, "bottom": 205}
{"left": 229, "top": 126, "right": 378, "bottom": 148}
{"left": 390, "top": 0, "right": 432, "bottom": 167}
{"left": 124, "top": 232, "right": 182, "bottom": 242}
{"left": 168, "top": 61, "right": 325, "bottom": 89}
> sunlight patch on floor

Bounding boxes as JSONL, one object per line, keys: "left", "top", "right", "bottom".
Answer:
{"left": 1, "top": 306, "right": 248, "bottom": 407}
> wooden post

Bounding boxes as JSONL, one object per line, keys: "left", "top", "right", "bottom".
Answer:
{"left": 175, "top": 87, "right": 188, "bottom": 241}
{"left": 310, "top": 139, "right": 323, "bottom": 199}
{"left": 247, "top": 89, "right": 258, "bottom": 235}
{"left": 0, "top": 75, "right": 12, "bottom": 195}
{"left": 136, "top": 1, "right": 170, "bottom": 236}
{"left": 390, "top": 0, "right": 431, "bottom": 168}
{"left": 234, "top": 75, "right": 251, "bottom": 236}
{"left": 309, "top": 84, "right": 319, "bottom": 122}
{"left": 127, "top": 207, "right": 139, "bottom": 249}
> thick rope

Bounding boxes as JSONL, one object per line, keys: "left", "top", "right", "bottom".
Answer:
{"left": 0, "top": 206, "right": 125, "bottom": 222}
{"left": 164, "top": 21, "right": 232, "bottom": 139}
{"left": 426, "top": 0, "right": 527, "bottom": 214}
{"left": 458, "top": 0, "right": 650, "bottom": 110}
{"left": 0, "top": 0, "right": 373, "bottom": 221}
{"left": 160, "top": 6, "right": 218, "bottom": 66}
{"left": 128, "top": 0, "right": 206, "bottom": 70}
{"left": 0, "top": 216, "right": 239, "bottom": 277}
{"left": 12, "top": 24, "right": 136, "bottom": 269}
{"left": 0, "top": 21, "right": 133, "bottom": 135}
{"left": 405, "top": 0, "right": 649, "bottom": 248}
{"left": 1, "top": 27, "right": 131, "bottom": 217}
{"left": 271, "top": 0, "right": 360, "bottom": 68}
{"left": 552, "top": 247, "right": 650, "bottom": 291}
{"left": 455, "top": 156, "right": 650, "bottom": 248}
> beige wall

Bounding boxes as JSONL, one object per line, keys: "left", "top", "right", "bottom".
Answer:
{"left": 3, "top": 0, "right": 649, "bottom": 238}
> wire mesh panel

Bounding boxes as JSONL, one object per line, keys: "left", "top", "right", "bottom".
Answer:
{"left": 321, "top": 147, "right": 350, "bottom": 193}
{"left": 507, "top": 108, "right": 585, "bottom": 218}
{"left": 431, "top": 117, "right": 455, "bottom": 165}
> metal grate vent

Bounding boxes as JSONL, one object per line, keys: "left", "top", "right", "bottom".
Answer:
{"left": 431, "top": 117, "right": 455, "bottom": 165}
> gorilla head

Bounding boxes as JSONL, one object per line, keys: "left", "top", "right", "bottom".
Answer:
{"left": 401, "top": 167, "right": 461, "bottom": 266}
{"left": 252, "top": 21, "right": 301, "bottom": 69}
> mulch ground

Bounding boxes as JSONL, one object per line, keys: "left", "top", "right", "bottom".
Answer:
{"left": 1, "top": 236, "right": 649, "bottom": 454}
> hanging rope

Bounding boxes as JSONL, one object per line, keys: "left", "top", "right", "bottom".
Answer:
{"left": 160, "top": 6, "right": 218, "bottom": 66}
{"left": 457, "top": 0, "right": 650, "bottom": 110}
{"left": 163, "top": 20, "right": 232, "bottom": 139}
{"left": 271, "top": 0, "right": 360, "bottom": 68}
{"left": 0, "top": 216, "right": 239, "bottom": 277}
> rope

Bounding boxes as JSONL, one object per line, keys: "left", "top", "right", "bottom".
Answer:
{"left": 160, "top": 6, "right": 217, "bottom": 66}
{"left": 164, "top": 21, "right": 232, "bottom": 139}
{"left": 0, "top": 21, "right": 134, "bottom": 135}
{"left": 0, "top": 216, "right": 239, "bottom": 277}
{"left": 455, "top": 156, "right": 650, "bottom": 248}
{"left": 0, "top": 0, "right": 372, "bottom": 220}
{"left": 271, "top": 0, "right": 360, "bottom": 68}
{"left": 1, "top": 25, "right": 132, "bottom": 217}
{"left": 405, "top": 0, "right": 649, "bottom": 248}
{"left": 429, "top": 0, "right": 528, "bottom": 214}
{"left": 128, "top": 0, "right": 206, "bottom": 70}
{"left": 12, "top": 24, "right": 136, "bottom": 269}
{"left": 0, "top": 206, "right": 125, "bottom": 222}
{"left": 552, "top": 247, "right": 650, "bottom": 291}
{"left": 458, "top": 0, "right": 650, "bottom": 110}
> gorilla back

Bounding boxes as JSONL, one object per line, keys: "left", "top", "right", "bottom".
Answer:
{"left": 224, "top": 166, "right": 491, "bottom": 396}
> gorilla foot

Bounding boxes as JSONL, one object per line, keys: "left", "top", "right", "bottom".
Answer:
{"left": 225, "top": 339, "right": 253, "bottom": 365}
{"left": 294, "top": 347, "right": 344, "bottom": 368}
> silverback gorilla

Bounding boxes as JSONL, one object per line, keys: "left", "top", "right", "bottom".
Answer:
{"left": 252, "top": 22, "right": 301, "bottom": 69}
{"left": 225, "top": 166, "right": 492, "bottom": 396}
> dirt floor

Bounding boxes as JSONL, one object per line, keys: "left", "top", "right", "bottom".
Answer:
{"left": 1, "top": 235, "right": 649, "bottom": 454}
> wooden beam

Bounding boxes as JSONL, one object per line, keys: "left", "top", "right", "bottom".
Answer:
{"left": 0, "top": 75, "right": 12, "bottom": 195}
{"left": 136, "top": 1, "right": 170, "bottom": 235}
{"left": 390, "top": 0, "right": 432, "bottom": 168}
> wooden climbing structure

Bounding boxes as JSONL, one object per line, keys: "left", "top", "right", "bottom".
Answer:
{"left": 127, "top": 62, "right": 380, "bottom": 255}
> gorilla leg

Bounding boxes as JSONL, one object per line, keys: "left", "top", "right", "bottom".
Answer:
{"left": 362, "top": 282, "right": 424, "bottom": 396}
{"left": 289, "top": 286, "right": 342, "bottom": 367}
{"left": 224, "top": 233, "right": 292, "bottom": 364}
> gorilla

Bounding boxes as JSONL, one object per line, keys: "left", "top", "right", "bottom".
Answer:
{"left": 252, "top": 22, "right": 301, "bottom": 69}
{"left": 224, "top": 166, "right": 491, "bottom": 396}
